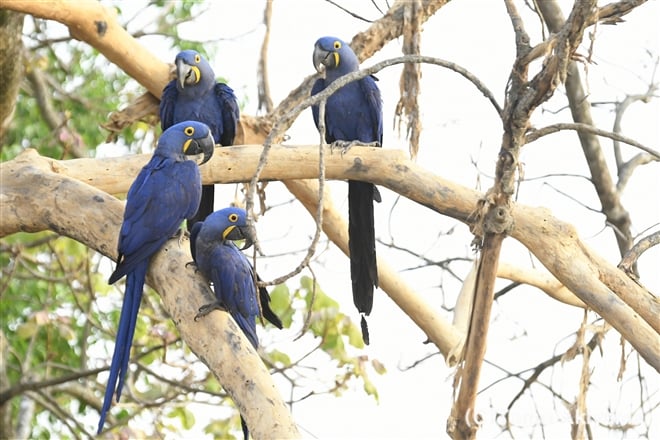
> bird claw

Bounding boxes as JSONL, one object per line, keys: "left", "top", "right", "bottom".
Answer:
{"left": 172, "top": 228, "right": 189, "bottom": 247}
{"left": 185, "top": 261, "right": 199, "bottom": 272}
{"left": 195, "top": 301, "right": 227, "bottom": 321}
{"left": 330, "top": 140, "right": 381, "bottom": 157}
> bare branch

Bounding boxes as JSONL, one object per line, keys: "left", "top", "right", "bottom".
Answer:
{"left": 395, "top": 0, "right": 423, "bottom": 159}
{"left": 618, "top": 230, "right": 660, "bottom": 278}
{"left": 525, "top": 122, "right": 660, "bottom": 160}
{"left": 0, "top": 367, "right": 106, "bottom": 405}
{"left": 0, "top": 10, "right": 24, "bottom": 143}
{"left": 537, "top": 0, "right": 635, "bottom": 260}
{"left": 257, "top": 0, "right": 274, "bottom": 114}
{"left": 3, "top": 146, "right": 658, "bottom": 370}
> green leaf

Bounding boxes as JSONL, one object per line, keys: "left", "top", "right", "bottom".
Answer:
{"left": 268, "top": 284, "right": 294, "bottom": 328}
{"left": 167, "top": 406, "right": 196, "bottom": 430}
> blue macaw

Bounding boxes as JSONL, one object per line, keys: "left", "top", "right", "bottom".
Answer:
{"left": 190, "top": 207, "right": 282, "bottom": 348}
{"left": 190, "top": 219, "right": 282, "bottom": 336}
{"left": 97, "top": 121, "right": 215, "bottom": 434}
{"left": 160, "top": 49, "right": 240, "bottom": 229}
{"left": 190, "top": 207, "right": 281, "bottom": 440}
{"left": 311, "top": 36, "right": 383, "bottom": 345}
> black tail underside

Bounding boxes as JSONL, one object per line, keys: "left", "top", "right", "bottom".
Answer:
{"left": 187, "top": 184, "right": 214, "bottom": 232}
{"left": 348, "top": 180, "right": 378, "bottom": 344}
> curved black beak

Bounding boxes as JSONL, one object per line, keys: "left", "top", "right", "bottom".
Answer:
{"left": 184, "top": 131, "right": 215, "bottom": 165}
{"left": 224, "top": 224, "right": 256, "bottom": 250}
{"left": 313, "top": 44, "right": 336, "bottom": 73}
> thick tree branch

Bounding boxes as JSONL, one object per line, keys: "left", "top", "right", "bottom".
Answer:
{"left": 451, "top": 1, "right": 645, "bottom": 437}
{"left": 2, "top": 147, "right": 658, "bottom": 372}
{"left": 537, "top": 0, "right": 635, "bottom": 259}
{"left": 2, "top": 0, "right": 170, "bottom": 98}
{"left": 0, "top": 10, "right": 24, "bottom": 143}
{"left": 497, "top": 262, "right": 586, "bottom": 308}
{"left": 0, "top": 150, "right": 299, "bottom": 439}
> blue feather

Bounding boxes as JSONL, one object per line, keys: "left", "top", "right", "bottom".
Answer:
{"left": 311, "top": 37, "right": 383, "bottom": 345}
{"left": 160, "top": 50, "right": 240, "bottom": 229}
{"left": 192, "top": 208, "right": 261, "bottom": 348}
{"left": 97, "top": 121, "right": 213, "bottom": 433}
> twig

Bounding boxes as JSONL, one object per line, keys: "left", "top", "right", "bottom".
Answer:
{"left": 618, "top": 230, "right": 660, "bottom": 278}
{"left": 525, "top": 122, "right": 660, "bottom": 160}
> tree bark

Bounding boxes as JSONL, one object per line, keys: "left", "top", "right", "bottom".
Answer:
{"left": 2, "top": 0, "right": 169, "bottom": 99}
{"left": 0, "top": 149, "right": 300, "bottom": 439}
{"left": 2, "top": 147, "right": 658, "bottom": 372}
{"left": 0, "top": 9, "right": 24, "bottom": 143}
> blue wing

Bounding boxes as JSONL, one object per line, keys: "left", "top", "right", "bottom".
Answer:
{"left": 358, "top": 75, "right": 383, "bottom": 145}
{"left": 159, "top": 80, "right": 178, "bottom": 131}
{"left": 311, "top": 76, "right": 382, "bottom": 144}
{"left": 110, "top": 157, "right": 200, "bottom": 283}
{"left": 209, "top": 243, "right": 259, "bottom": 348}
{"left": 99, "top": 156, "right": 201, "bottom": 433}
{"left": 214, "top": 83, "right": 240, "bottom": 146}
{"left": 189, "top": 221, "right": 203, "bottom": 264}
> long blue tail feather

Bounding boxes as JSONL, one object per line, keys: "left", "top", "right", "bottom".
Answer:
{"left": 97, "top": 261, "right": 148, "bottom": 433}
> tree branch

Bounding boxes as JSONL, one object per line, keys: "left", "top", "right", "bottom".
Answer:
{"left": 525, "top": 122, "right": 660, "bottom": 160}
{"left": 2, "top": 147, "right": 658, "bottom": 372}
{"left": 618, "top": 230, "right": 660, "bottom": 278}
{"left": 0, "top": 150, "right": 300, "bottom": 439}
{"left": 2, "top": 0, "right": 170, "bottom": 98}
{"left": 0, "top": 9, "right": 24, "bottom": 143}
{"left": 537, "top": 0, "right": 635, "bottom": 259}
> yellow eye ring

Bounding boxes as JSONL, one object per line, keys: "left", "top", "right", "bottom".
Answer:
{"left": 184, "top": 126, "right": 195, "bottom": 136}
{"left": 194, "top": 54, "right": 201, "bottom": 63}
{"left": 333, "top": 41, "right": 341, "bottom": 49}
{"left": 228, "top": 213, "right": 239, "bottom": 222}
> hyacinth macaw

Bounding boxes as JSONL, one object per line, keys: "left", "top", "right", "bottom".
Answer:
{"left": 311, "top": 36, "right": 383, "bottom": 345}
{"left": 190, "top": 207, "right": 282, "bottom": 348}
{"left": 160, "top": 49, "right": 240, "bottom": 229}
{"left": 97, "top": 121, "right": 214, "bottom": 434}
{"left": 190, "top": 207, "right": 282, "bottom": 440}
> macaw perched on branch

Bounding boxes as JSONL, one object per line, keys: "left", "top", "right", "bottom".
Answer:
{"left": 190, "top": 207, "right": 282, "bottom": 440}
{"left": 97, "top": 121, "right": 214, "bottom": 434}
{"left": 160, "top": 49, "right": 240, "bottom": 230}
{"left": 190, "top": 207, "right": 282, "bottom": 348}
{"left": 311, "top": 36, "right": 383, "bottom": 345}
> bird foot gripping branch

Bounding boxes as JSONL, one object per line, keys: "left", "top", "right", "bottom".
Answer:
{"left": 330, "top": 139, "right": 381, "bottom": 156}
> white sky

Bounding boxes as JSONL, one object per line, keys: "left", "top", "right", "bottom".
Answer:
{"left": 103, "top": 0, "right": 660, "bottom": 438}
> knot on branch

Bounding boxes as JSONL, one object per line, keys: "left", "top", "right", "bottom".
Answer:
{"left": 468, "top": 189, "right": 515, "bottom": 248}
{"left": 483, "top": 205, "right": 514, "bottom": 235}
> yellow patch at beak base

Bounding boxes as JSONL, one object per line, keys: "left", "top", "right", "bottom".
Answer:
{"left": 222, "top": 225, "right": 236, "bottom": 240}
{"left": 191, "top": 66, "right": 201, "bottom": 84}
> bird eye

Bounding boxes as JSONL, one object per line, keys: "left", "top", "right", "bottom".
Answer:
{"left": 334, "top": 41, "right": 341, "bottom": 49}
{"left": 194, "top": 54, "right": 201, "bottom": 63}
{"left": 184, "top": 126, "right": 195, "bottom": 136}
{"left": 228, "top": 213, "right": 239, "bottom": 222}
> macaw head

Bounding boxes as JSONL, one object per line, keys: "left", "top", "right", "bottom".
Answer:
{"left": 203, "top": 207, "right": 256, "bottom": 250}
{"left": 157, "top": 120, "right": 215, "bottom": 165}
{"left": 174, "top": 49, "right": 215, "bottom": 90}
{"left": 312, "top": 36, "right": 359, "bottom": 77}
